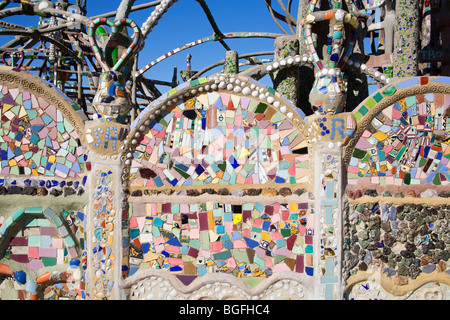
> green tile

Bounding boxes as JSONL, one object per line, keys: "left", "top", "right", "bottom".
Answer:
{"left": 63, "top": 236, "right": 75, "bottom": 247}
{"left": 11, "top": 208, "right": 24, "bottom": 221}
{"left": 52, "top": 216, "right": 63, "bottom": 227}
{"left": 25, "top": 207, "right": 43, "bottom": 215}
{"left": 267, "top": 87, "right": 276, "bottom": 95}
{"left": 28, "top": 235, "right": 40, "bottom": 246}
{"left": 358, "top": 105, "right": 368, "bottom": 116}
{"left": 366, "top": 98, "right": 376, "bottom": 109}
{"left": 41, "top": 257, "right": 57, "bottom": 267}
{"left": 382, "top": 85, "right": 397, "bottom": 96}
{"left": 190, "top": 79, "right": 199, "bottom": 87}
{"left": 373, "top": 92, "right": 383, "bottom": 103}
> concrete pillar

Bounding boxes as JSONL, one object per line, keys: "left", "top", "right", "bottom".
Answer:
{"left": 273, "top": 35, "right": 300, "bottom": 107}
{"left": 223, "top": 50, "right": 239, "bottom": 74}
{"left": 393, "top": 0, "right": 420, "bottom": 77}
{"left": 85, "top": 154, "right": 126, "bottom": 300}
{"left": 313, "top": 142, "right": 344, "bottom": 299}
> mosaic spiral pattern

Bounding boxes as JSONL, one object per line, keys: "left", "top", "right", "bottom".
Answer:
{"left": 348, "top": 93, "right": 450, "bottom": 187}
{"left": 130, "top": 92, "right": 309, "bottom": 188}
{"left": 0, "top": 85, "right": 86, "bottom": 178}
{"left": 128, "top": 201, "right": 314, "bottom": 282}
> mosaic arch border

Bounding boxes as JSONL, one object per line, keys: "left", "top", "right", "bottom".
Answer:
{"left": 0, "top": 207, "right": 81, "bottom": 261}
{"left": 0, "top": 67, "right": 88, "bottom": 146}
{"left": 121, "top": 73, "right": 312, "bottom": 189}
{"left": 344, "top": 269, "right": 450, "bottom": 300}
{"left": 341, "top": 75, "right": 450, "bottom": 299}
{"left": 343, "top": 76, "right": 450, "bottom": 167}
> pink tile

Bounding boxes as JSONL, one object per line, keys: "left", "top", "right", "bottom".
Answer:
{"left": 28, "top": 247, "right": 39, "bottom": 259}
{"left": 52, "top": 238, "right": 64, "bottom": 249}
{"left": 39, "top": 247, "right": 57, "bottom": 258}
{"left": 27, "top": 259, "right": 44, "bottom": 271}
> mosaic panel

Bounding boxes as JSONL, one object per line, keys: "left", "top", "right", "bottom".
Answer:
{"left": 345, "top": 202, "right": 450, "bottom": 281}
{"left": 91, "top": 170, "right": 116, "bottom": 299}
{"left": 348, "top": 93, "right": 450, "bottom": 187}
{"left": 129, "top": 92, "right": 309, "bottom": 188}
{"left": 127, "top": 201, "right": 314, "bottom": 284}
{"left": 0, "top": 85, "right": 86, "bottom": 178}
{"left": 0, "top": 207, "right": 86, "bottom": 300}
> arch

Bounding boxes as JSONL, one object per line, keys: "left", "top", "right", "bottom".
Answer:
{"left": 0, "top": 68, "right": 88, "bottom": 178}
{"left": 342, "top": 76, "right": 450, "bottom": 299}
{"left": 344, "top": 76, "right": 450, "bottom": 191}
{"left": 0, "top": 206, "right": 81, "bottom": 261}
{"left": 0, "top": 206, "right": 85, "bottom": 300}
{"left": 120, "top": 74, "right": 316, "bottom": 295}
{"left": 122, "top": 74, "right": 311, "bottom": 191}
{"left": 344, "top": 76, "right": 450, "bottom": 165}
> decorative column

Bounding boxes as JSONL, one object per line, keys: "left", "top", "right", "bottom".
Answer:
{"left": 313, "top": 141, "right": 344, "bottom": 300}
{"left": 273, "top": 35, "right": 300, "bottom": 107}
{"left": 223, "top": 50, "right": 239, "bottom": 74}
{"left": 309, "top": 110, "right": 356, "bottom": 300}
{"left": 85, "top": 153, "right": 125, "bottom": 300}
{"left": 83, "top": 17, "right": 140, "bottom": 299}
{"left": 393, "top": 0, "right": 420, "bottom": 77}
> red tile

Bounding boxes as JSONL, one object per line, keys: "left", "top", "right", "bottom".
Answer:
{"left": 420, "top": 77, "right": 429, "bottom": 85}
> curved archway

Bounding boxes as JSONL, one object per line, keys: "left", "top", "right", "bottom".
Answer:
{"left": 120, "top": 74, "right": 315, "bottom": 298}
{"left": 0, "top": 206, "right": 85, "bottom": 300}
{"left": 0, "top": 68, "right": 88, "bottom": 179}
{"left": 122, "top": 74, "right": 311, "bottom": 191}
{"left": 342, "top": 76, "right": 450, "bottom": 299}
{"left": 344, "top": 76, "right": 450, "bottom": 166}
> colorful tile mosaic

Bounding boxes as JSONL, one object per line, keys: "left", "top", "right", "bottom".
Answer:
{"left": 348, "top": 93, "right": 450, "bottom": 187}
{"left": 0, "top": 85, "right": 86, "bottom": 178}
{"left": 317, "top": 152, "right": 342, "bottom": 300}
{"left": 129, "top": 92, "right": 309, "bottom": 188}
{"left": 0, "top": 207, "right": 86, "bottom": 300}
{"left": 127, "top": 201, "right": 314, "bottom": 283}
{"left": 91, "top": 170, "right": 116, "bottom": 299}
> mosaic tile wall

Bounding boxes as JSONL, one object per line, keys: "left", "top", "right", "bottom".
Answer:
{"left": 348, "top": 93, "right": 450, "bottom": 187}
{"left": 345, "top": 202, "right": 450, "bottom": 282}
{"left": 0, "top": 84, "right": 86, "bottom": 178}
{"left": 0, "top": 207, "right": 86, "bottom": 300}
{"left": 127, "top": 200, "right": 314, "bottom": 286}
{"left": 129, "top": 92, "right": 309, "bottom": 188}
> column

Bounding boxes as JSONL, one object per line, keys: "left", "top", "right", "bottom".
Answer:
{"left": 85, "top": 153, "right": 125, "bottom": 300}
{"left": 393, "top": 0, "right": 420, "bottom": 77}
{"left": 223, "top": 50, "right": 239, "bottom": 74}
{"left": 314, "top": 142, "right": 344, "bottom": 300}
{"left": 273, "top": 35, "right": 301, "bottom": 107}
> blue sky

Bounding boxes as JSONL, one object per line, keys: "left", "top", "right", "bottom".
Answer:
{"left": 2, "top": 1, "right": 381, "bottom": 94}
{"left": 84, "top": 0, "right": 293, "bottom": 88}
{"left": 1, "top": 0, "right": 297, "bottom": 88}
